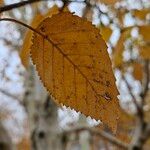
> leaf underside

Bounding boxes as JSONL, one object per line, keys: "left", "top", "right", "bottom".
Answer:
{"left": 31, "top": 12, "right": 121, "bottom": 131}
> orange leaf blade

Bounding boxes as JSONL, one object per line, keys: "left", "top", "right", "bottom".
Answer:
{"left": 31, "top": 12, "right": 121, "bottom": 131}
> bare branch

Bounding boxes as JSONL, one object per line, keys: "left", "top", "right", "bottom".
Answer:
{"left": 0, "top": 0, "right": 48, "bottom": 13}
{"left": 63, "top": 126, "right": 128, "bottom": 149}
{"left": 0, "top": 18, "right": 44, "bottom": 36}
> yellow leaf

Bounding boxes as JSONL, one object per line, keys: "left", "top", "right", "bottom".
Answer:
{"left": 132, "top": 62, "right": 143, "bottom": 81}
{"left": 17, "top": 138, "right": 30, "bottom": 150}
{"left": 98, "top": 0, "right": 119, "bottom": 5}
{"left": 139, "top": 25, "right": 150, "bottom": 42}
{"left": 132, "top": 9, "right": 150, "bottom": 20}
{"left": 113, "top": 27, "right": 132, "bottom": 67}
{"left": 139, "top": 45, "right": 150, "bottom": 59}
{"left": 100, "top": 26, "right": 112, "bottom": 41}
{"left": 20, "top": 5, "right": 59, "bottom": 68}
{"left": 31, "top": 12, "right": 121, "bottom": 131}
{"left": 0, "top": 0, "right": 3, "bottom": 5}
{"left": 116, "top": 110, "right": 134, "bottom": 143}
{"left": 42, "top": 5, "right": 60, "bottom": 18}
{"left": 117, "top": 9, "right": 126, "bottom": 26}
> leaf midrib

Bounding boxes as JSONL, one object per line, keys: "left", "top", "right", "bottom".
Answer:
{"left": 43, "top": 35, "right": 104, "bottom": 100}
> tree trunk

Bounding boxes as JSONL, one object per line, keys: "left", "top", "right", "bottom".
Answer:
{"left": 23, "top": 65, "right": 62, "bottom": 150}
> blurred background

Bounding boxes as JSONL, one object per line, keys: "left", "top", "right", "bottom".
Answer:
{"left": 0, "top": 0, "right": 150, "bottom": 149}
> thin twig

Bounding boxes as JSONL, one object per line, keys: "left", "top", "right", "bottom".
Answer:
{"left": 63, "top": 126, "right": 128, "bottom": 149}
{"left": 0, "top": 18, "right": 44, "bottom": 37}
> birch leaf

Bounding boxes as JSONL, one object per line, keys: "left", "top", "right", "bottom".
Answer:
{"left": 116, "top": 110, "right": 134, "bottom": 143}
{"left": 17, "top": 138, "right": 30, "bottom": 150}
{"left": 113, "top": 27, "right": 132, "bottom": 68}
{"left": 139, "top": 45, "right": 150, "bottom": 59}
{"left": 132, "top": 9, "right": 150, "bottom": 20}
{"left": 20, "top": 5, "right": 59, "bottom": 68}
{"left": 31, "top": 12, "right": 121, "bottom": 131}
{"left": 20, "top": 14, "right": 41, "bottom": 68}
{"left": 113, "top": 35, "right": 124, "bottom": 68}
{"left": 132, "top": 62, "right": 143, "bottom": 81}
{"left": 98, "top": 0, "right": 118, "bottom": 5}
{"left": 0, "top": 0, "right": 3, "bottom": 5}
{"left": 139, "top": 25, "right": 150, "bottom": 42}
{"left": 100, "top": 26, "right": 112, "bottom": 42}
